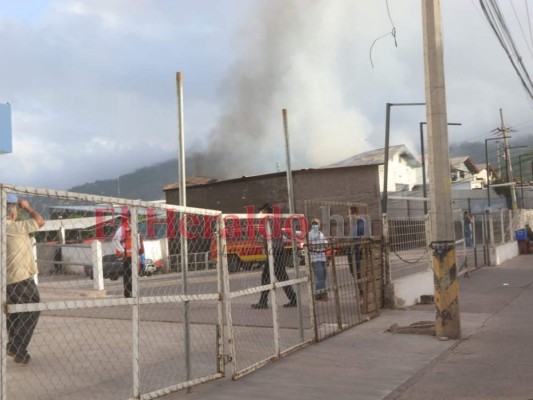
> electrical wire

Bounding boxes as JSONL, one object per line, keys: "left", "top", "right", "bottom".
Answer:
{"left": 526, "top": 0, "right": 533, "bottom": 55}
{"left": 385, "top": 0, "right": 397, "bottom": 47}
{"left": 510, "top": 0, "right": 533, "bottom": 58}
{"left": 479, "top": 0, "right": 533, "bottom": 102}
{"left": 369, "top": 0, "right": 398, "bottom": 68}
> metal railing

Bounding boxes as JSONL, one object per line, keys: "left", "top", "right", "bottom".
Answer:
{"left": 0, "top": 185, "right": 388, "bottom": 398}
{"left": 385, "top": 215, "right": 431, "bottom": 281}
{"left": 1, "top": 184, "right": 224, "bottom": 400}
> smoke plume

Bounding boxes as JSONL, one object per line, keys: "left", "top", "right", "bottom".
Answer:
{"left": 189, "top": 0, "right": 373, "bottom": 180}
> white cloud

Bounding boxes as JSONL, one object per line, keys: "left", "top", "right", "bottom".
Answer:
{"left": 1, "top": 0, "right": 532, "bottom": 190}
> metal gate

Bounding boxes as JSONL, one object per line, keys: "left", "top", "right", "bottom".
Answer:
{"left": 219, "top": 213, "right": 314, "bottom": 380}
{"left": 1, "top": 184, "right": 224, "bottom": 400}
{"left": 1, "top": 185, "right": 388, "bottom": 397}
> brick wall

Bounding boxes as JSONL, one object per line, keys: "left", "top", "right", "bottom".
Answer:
{"left": 165, "top": 165, "right": 382, "bottom": 233}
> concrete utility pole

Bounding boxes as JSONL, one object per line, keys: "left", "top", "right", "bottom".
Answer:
{"left": 422, "top": 0, "right": 461, "bottom": 339}
{"left": 500, "top": 108, "right": 518, "bottom": 210}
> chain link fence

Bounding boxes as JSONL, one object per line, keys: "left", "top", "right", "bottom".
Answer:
{"left": 1, "top": 184, "right": 224, "bottom": 400}
{"left": 307, "top": 238, "right": 382, "bottom": 341}
{"left": 385, "top": 215, "right": 431, "bottom": 281}
{"left": 302, "top": 200, "right": 381, "bottom": 341}
{"left": 219, "top": 213, "right": 312, "bottom": 380}
{"left": 1, "top": 186, "right": 388, "bottom": 397}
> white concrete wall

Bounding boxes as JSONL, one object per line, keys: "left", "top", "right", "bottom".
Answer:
{"left": 42, "top": 238, "right": 168, "bottom": 275}
{"left": 490, "top": 241, "right": 519, "bottom": 265}
{"left": 392, "top": 268, "right": 434, "bottom": 307}
{"left": 378, "top": 156, "right": 419, "bottom": 193}
{"left": 143, "top": 239, "right": 165, "bottom": 262}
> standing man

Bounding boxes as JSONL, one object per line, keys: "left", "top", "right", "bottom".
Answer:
{"left": 251, "top": 203, "right": 297, "bottom": 309}
{"left": 308, "top": 218, "right": 328, "bottom": 301}
{"left": 348, "top": 206, "right": 365, "bottom": 296}
{"left": 113, "top": 210, "right": 144, "bottom": 298}
{"left": 6, "top": 194, "right": 45, "bottom": 364}
{"left": 463, "top": 211, "right": 473, "bottom": 247}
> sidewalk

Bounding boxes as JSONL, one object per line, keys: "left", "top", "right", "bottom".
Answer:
{"left": 165, "top": 254, "right": 533, "bottom": 400}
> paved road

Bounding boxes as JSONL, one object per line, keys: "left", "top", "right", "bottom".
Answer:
{"left": 164, "top": 253, "right": 533, "bottom": 400}
{"left": 12, "top": 251, "right": 528, "bottom": 399}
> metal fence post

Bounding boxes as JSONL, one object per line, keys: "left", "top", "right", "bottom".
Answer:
{"left": 215, "top": 217, "right": 225, "bottom": 375}
{"left": 0, "top": 189, "right": 7, "bottom": 400}
{"left": 482, "top": 212, "right": 488, "bottom": 265}
{"left": 425, "top": 213, "right": 432, "bottom": 268}
{"left": 329, "top": 250, "right": 343, "bottom": 329}
{"left": 382, "top": 214, "right": 391, "bottom": 284}
{"left": 180, "top": 210, "right": 191, "bottom": 385}
{"left": 130, "top": 208, "right": 140, "bottom": 399}
{"left": 305, "top": 238, "right": 318, "bottom": 342}
{"left": 265, "top": 219, "right": 280, "bottom": 357}
{"left": 500, "top": 209, "right": 505, "bottom": 245}
{"left": 488, "top": 210, "right": 495, "bottom": 247}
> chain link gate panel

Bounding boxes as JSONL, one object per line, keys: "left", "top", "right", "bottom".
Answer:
{"left": 0, "top": 184, "right": 224, "bottom": 400}
{"left": 302, "top": 200, "right": 382, "bottom": 341}
{"left": 219, "top": 213, "right": 314, "bottom": 380}
{"left": 307, "top": 238, "right": 382, "bottom": 341}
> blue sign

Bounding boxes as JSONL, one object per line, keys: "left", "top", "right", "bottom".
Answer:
{"left": 0, "top": 103, "right": 13, "bottom": 154}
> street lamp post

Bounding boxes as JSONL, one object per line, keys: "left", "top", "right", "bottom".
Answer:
{"left": 382, "top": 102, "right": 425, "bottom": 214}
{"left": 419, "top": 122, "right": 461, "bottom": 214}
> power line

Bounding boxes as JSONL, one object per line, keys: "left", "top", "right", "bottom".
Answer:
{"left": 526, "top": 0, "right": 533, "bottom": 54}
{"left": 479, "top": 0, "right": 533, "bottom": 102}
{"left": 385, "top": 0, "right": 397, "bottom": 47}
{"left": 369, "top": 0, "right": 398, "bottom": 68}
{"left": 510, "top": 0, "right": 533, "bottom": 58}
{"left": 470, "top": 0, "right": 488, "bottom": 21}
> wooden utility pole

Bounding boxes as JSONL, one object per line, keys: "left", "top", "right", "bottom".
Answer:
{"left": 422, "top": 0, "right": 461, "bottom": 339}
{"left": 500, "top": 108, "right": 517, "bottom": 210}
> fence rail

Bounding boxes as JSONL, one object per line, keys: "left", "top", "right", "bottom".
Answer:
{"left": 1, "top": 184, "right": 224, "bottom": 400}
{"left": 385, "top": 207, "right": 517, "bottom": 282}
{"left": 1, "top": 185, "right": 387, "bottom": 398}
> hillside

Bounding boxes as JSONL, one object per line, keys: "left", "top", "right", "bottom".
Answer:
{"left": 449, "top": 133, "right": 533, "bottom": 178}
{"left": 69, "top": 134, "right": 533, "bottom": 201}
{"left": 69, "top": 159, "right": 179, "bottom": 201}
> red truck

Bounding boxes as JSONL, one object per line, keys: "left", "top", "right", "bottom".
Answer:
{"left": 210, "top": 226, "right": 306, "bottom": 273}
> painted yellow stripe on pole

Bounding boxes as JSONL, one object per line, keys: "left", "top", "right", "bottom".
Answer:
{"left": 431, "top": 244, "right": 460, "bottom": 338}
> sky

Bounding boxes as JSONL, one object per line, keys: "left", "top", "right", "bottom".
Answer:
{"left": 1, "top": 0, "right": 533, "bottom": 190}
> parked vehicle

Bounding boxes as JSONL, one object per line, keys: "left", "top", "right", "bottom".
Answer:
{"left": 210, "top": 225, "right": 306, "bottom": 273}
{"left": 85, "top": 254, "right": 160, "bottom": 280}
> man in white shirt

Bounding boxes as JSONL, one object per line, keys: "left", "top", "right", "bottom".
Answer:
{"left": 308, "top": 218, "right": 328, "bottom": 301}
{"left": 6, "top": 194, "right": 45, "bottom": 364}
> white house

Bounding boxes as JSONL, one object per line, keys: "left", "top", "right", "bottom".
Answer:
{"left": 324, "top": 144, "right": 421, "bottom": 192}
{"left": 474, "top": 163, "right": 498, "bottom": 186}
{"left": 450, "top": 157, "right": 483, "bottom": 189}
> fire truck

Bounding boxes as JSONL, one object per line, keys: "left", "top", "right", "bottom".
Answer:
{"left": 210, "top": 225, "right": 306, "bottom": 273}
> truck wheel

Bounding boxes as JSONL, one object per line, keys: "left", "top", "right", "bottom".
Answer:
{"left": 228, "top": 255, "right": 241, "bottom": 273}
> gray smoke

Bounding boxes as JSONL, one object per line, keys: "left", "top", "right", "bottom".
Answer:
{"left": 189, "top": 0, "right": 373, "bottom": 180}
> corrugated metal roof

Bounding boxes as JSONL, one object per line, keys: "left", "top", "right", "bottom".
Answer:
{"left": 450, "top": 156, "right": 479, "bottom": 173}
{"left": 322, "top": 144, "right": 420, "bottom": 168}
{"left": 163, "top": 176, "right": 217, "bottom": 191}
